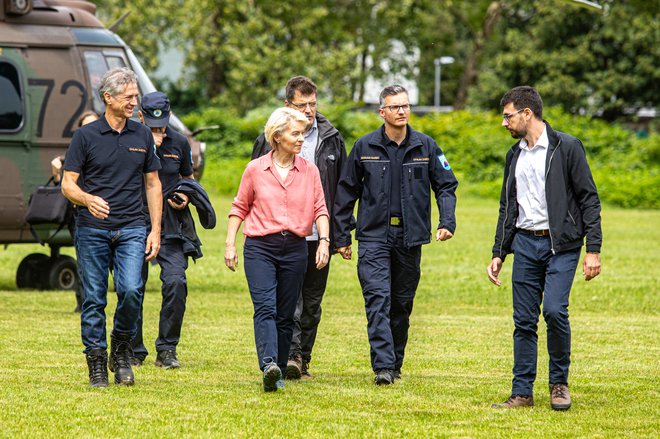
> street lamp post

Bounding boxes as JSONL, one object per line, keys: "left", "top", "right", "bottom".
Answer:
{"left": 434, "top": 56, "right": 455, "bottom": 108}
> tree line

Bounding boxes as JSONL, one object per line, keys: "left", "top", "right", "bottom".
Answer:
{"left": 93, "top": 0, "right": 657, "bottom": 121}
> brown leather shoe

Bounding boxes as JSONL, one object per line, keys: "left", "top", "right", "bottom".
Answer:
{"left": 491, "top": 394, "right": 534, "bottom": 408}
{"left": 550, "top": 383, "right": 571, "bottom": 411}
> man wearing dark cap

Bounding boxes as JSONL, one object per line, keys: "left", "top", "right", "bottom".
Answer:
{"left": 131, "top": 91, "right": 195, "bottom": 369}
{"left": 62, "top": 67, "right": 162, "bottom": 387}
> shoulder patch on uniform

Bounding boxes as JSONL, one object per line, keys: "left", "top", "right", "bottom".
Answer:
{"left": 438, "top": 154, "right": 451, "bottom": 170}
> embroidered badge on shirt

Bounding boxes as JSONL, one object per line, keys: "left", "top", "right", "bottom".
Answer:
{"left": 438, "top": 154, "right": 451, "bottom": 170}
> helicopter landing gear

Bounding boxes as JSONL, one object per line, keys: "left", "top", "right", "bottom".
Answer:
{"left": 15, "top": 247, "right": 80, "bottom": 291}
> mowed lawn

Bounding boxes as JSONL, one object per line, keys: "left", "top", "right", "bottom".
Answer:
{"left": 0, "top": 191, "right": 658, "bottom": 438}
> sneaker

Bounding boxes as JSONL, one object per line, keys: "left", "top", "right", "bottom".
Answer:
{"left": 392, "top": 369, "right": 401, "bottom": 380}
{"left": 301, "top": 359, "right": 312, "bottom": 379}
{"left": 155, "top": 350, "right": 180, "bottom": 369}
{"left": 550, "top": 383, "right": 571, "bottom": 411}
{"left": 285, "top": 354, "right": 302, "bottom": 380}
{"left": 491, "top": 394, "right": 534, "bottom": 408}
{"left": 263, "top": 363, "right": 282, "bottom": 392}
{"left": 86, "top": 348, "right": 108, "bottom": 388}
{"left": 374, "top": 369, "right": 395, "bottom": 386}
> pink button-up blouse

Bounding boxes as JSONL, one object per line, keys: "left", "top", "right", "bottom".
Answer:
{"left": 229, "top": 151, "right": 328, "bottom": 238}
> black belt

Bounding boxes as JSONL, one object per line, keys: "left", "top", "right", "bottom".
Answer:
{"left": 519, "top": 229, "right": 550, "bottom": 237}
{"left": 390, "top": 217, "right": 403, "bottom": 227}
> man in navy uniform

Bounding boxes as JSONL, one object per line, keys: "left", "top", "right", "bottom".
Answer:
{"left": 488, "top": 86, "right": 602, "bottom": 410}
{"left": 62, "top": 67, "right": 162, "bottom": 387}
{"left": 131, "top": 91, "right": 196, "bottom": 369}
{"left": 333, "top": 84, "right": 458, "bottom": 385}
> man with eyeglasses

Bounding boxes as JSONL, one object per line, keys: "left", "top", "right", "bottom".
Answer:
{"left": 252, "top": 76, "right": 347, "bottom": 380}
{"left": 488, "top": 86, "right": 602, "bottom": 410}
{"left": 62, "top": 67, "right": 162, "bottom": 387}
{"left": 333, "top": 84, "right": 458, "bottom": 386}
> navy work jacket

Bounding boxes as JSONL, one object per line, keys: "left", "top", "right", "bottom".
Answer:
{"left": 333, "top": 125, "right": 458, "bottom": 249}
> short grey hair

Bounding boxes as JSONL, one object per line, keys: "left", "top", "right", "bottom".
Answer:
{"left": 99, "top": 67, "right": 138, "bottom": 104}
{"left": 264, "top": 107, "right": 308, "bottom": 149}
{"left": 379, "top": 84, "right": 408, "bottom": 107}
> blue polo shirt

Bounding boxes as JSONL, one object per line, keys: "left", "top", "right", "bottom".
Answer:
{"left": 64, "top": 116, "right": 161, "bottom": 230}
{"left": 157, "top": 127, "right": 194, "bottom": 194}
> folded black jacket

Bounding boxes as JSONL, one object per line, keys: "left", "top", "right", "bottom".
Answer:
{"left": 162, "top": 179, "right": 216, "bottom": 261}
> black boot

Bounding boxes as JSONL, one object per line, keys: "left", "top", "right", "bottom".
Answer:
{"left": 86, "top": 348, "right": 108, "bottom": 388}
{"left": 109, "top": 332, "right": 135, "bottom": 386}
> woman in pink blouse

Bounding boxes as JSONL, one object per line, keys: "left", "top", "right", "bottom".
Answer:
{"left": 225, "top": 107, "right": 330, "bottom": 392}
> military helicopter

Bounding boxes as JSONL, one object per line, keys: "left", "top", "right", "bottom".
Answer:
{"left": 0, "top": 0, "right": 206, "bottom": 291}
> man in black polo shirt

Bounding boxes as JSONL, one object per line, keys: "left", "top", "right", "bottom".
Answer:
{"left": 333, "top": 84, "right": 458, "bottom": 386}
{"left": 62, "top": 67, "right": 162, "bottom": 388}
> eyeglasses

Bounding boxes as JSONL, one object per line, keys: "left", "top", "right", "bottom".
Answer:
{"left": 502, "top": 108, "right": 524, "bottom": 122}
{"left": 289, "top": 101, "right": 317, "bottom": 110}
{"left": 381, "top": 104, "right": 412, "bottom": 113}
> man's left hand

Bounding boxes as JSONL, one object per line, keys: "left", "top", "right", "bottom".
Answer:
{"left": 583, "top": 252, "right": 601, "bottom": 281}
{"left": 436, "top": 228, "right": 453, "bottom": 241}
{"left": 145, "top": 230, "right": 160, "bottom": 261}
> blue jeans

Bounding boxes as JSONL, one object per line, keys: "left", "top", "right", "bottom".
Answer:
{"left": 357, "top": 226, "right": 421, "bottom": 372}
{"left": 76, "top": 226, "right": 147, "bottom": 353}
{"left": 511, "top": 232, "right": 580, "bottom": 395}
{"left": 244, "top": 233, "right": 307, "bottom": 372}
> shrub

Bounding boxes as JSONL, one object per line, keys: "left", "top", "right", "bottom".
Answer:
{"left": 183, "top": 105, "right": 659, "bottom": 208}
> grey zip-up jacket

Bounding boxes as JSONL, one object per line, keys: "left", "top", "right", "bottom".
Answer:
{"left": 492, "top": 121, "right": 602, "bottom": 260}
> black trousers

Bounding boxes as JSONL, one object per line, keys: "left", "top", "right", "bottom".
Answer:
{"left": 357, "top": 226, "right": 421, "bottom": 372}
{"left": 289, "top": 240, "right": 331, "bottom": 363}
{"left": 133, "top": 240, "right": 189, "bottom": 359}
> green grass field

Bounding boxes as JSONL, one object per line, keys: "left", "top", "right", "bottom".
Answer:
{"left": 0, "top": 191, "right": 658, "bottom": 438}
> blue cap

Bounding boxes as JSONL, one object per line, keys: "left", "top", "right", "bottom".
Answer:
{"left": 140, "top": 91, "right": 170, "bottom": 128}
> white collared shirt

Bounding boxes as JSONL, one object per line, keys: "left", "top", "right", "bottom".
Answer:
{"left": 515, "top": 126, "right": 550, "bottom": 230}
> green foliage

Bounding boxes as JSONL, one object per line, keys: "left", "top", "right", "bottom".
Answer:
{"left": 188, "top": 104, "right": 659, "bottom": 209}
{"left": 471, "top": 0, "right": 659, "bottom": 120}
{"left": 1, "top": 196, "right": 658, "bottom": 436}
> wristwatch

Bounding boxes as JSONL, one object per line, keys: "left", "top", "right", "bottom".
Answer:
{"left": 319, "top": 237, "right": 330, "bottom": 243}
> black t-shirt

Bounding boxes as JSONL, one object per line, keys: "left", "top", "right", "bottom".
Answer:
{"left": 383, "top": 127, "right": 410, "bottom": 218}
{"left": 63, "top": 116, "right": 161, "bottom": 229}
{"left": 157, "top": 127, "right": 194, "bottom": 194}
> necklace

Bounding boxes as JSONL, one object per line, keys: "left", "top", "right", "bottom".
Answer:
{"left": 273, "top": 158, "right": 294, "bottom": 169}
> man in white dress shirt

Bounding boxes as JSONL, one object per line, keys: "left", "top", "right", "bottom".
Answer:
{"left": 487, "top": 86, "right": 602, "bottom": 411}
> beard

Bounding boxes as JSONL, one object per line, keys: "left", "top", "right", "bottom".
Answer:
{"left": 508, "top": 125, "right": 527, "bottom": 139}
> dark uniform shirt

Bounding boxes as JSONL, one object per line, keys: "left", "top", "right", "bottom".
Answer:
{"left": 383, "top": 126, "right": 410, "bottom": 218}
{"left": 63, "top": 116, "right": 161, "bottom": 230}
{"left": 156, "top": 127, "right": 194, "bottom": 194}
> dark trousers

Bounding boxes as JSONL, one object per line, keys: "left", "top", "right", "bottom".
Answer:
{"left": 244, "top": 233, "right": 307, "bottom": 372}
{"left": 511, "top": 232, "right": 580, "bottom": 395}
{"left": 357, "top": 226, "right": 421, "bottom": 372}
{"left": 133, "top": 240, "right": 189, "bottom": 359}
{"left": 289, "top": 240, "right": 331, "bottom": 363}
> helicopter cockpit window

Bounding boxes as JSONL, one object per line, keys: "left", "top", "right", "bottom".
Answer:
{"left": 0, "top": 61, "right": 24, "bottom": 132}
{"left": 83, "top": 50, "right": 108, "bottom": 113}
{"left": 105, "top": 56, "right": 126, "bottom": 70}
{"left": 83, "top": 50, "right": 131, "bottom": 114}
